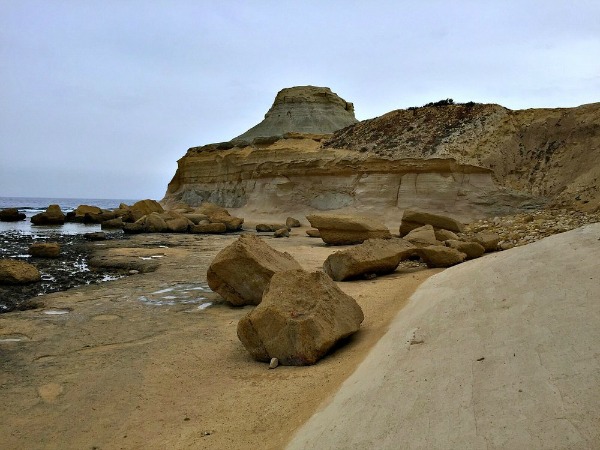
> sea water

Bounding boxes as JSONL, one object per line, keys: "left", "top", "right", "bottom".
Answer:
{"left": 0, "top": 196, "right": 140, "bottom": 236}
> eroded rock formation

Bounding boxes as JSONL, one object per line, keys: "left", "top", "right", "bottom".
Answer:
{"left": 163, "top": 87, "right": 600, "bottom": 223}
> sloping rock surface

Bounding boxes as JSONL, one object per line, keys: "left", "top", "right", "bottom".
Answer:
{"left": 288, "top": 223, "right": 600, "bottom": 449}
{"left": 237, "top": 269, "right": 364, "bottom": 365}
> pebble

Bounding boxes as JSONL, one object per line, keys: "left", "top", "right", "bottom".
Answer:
{"left": 269, "top": 357, "right": 279, "bottom": 369}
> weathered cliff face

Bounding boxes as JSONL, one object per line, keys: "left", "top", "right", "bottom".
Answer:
{"left": 232, "top": 86, "right": 357, "bottom": 142}
{"left": 163, "top": 89, "right": 600, "bottom": 223}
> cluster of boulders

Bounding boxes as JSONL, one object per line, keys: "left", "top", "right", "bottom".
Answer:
{"left": 254, "top": 217, "right": 302, "bottom": 238}
{"left": 7, "top": 199, "right": 246, "bottom": 235}
{"left": 206, "top": 209, "right": 510, "bottom": 366}
{"left": 207, "top": 235, "right": 364, "bottom": 366}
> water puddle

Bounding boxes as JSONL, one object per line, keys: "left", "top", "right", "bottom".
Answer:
{"left": 0, "top": 333, "right": 31, "bottom": 343}
{"left": 42, "top": 309, "right": 71, "bottom": 315}
{"left": 138, "top": 283, "right": 212, "bottom": 309}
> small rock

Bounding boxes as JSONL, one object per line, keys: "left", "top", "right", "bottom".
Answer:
{"left": 269, "top": 357, "right": 279, "bottom": 369}
{"left": 286, "top": 217, "right": 301, "bottom": 228}
{"left": 274, "top": 228, "right": 290, "bottom": 238}
{"left": 29, "top": 243, "right": 61, "bottom": 258}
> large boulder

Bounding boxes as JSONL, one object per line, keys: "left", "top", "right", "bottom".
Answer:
{"left": 403, "top": 224, "right": 439, "bottom": 247}
{"left": 416, "top": 246, "right": 467, "bottom": 268}
{"left": 165, "top": 216, "right": 193, "bottom": 233}
{"left": 74, "top": 204, "right": 102, "bottom": 217}
{"left": 126, "top": 199, "right": 164, "bottom": 222}
{"left": 306, "top": 214, "right": 391, "bottom": 245}
{"left": 323, "top": 238, "right": 417, "bottom": 281}
{"left": 207, "top": 234, "right": 302, "bottom": 306}
{"left": 31, "top": 204, "right": 65, "bottom": 225}
{"left": 445, "top": 240, "right": 485, "bottom": 260}
{"left": 137, "top": 213, "right": 168, "bottom": 233}
{"left": 400, "top": 209, "right": 464, "bottom": 236}
{"left": 0, "top": 259, "right": 41, "bottom": 284}
{"left": 0, "top": 208, "right": 26, "bottom": 222}
{"left": 474, "top": 232, "right": 501, "bottom": 252}
{"left": 194, "top": 202, "right": 244, "bottom": 231}
{"left": 28, "top": 243, "right": 60, "bottom": 258}
{"left": 237, "top": 269, "right": 364, "bottom": 365}
{"left": 101, "top": 217, "right": 123, "bottom": 229}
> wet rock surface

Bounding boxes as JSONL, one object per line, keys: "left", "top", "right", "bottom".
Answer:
{"left": 0, "top": 231, "right": 126, "bottom": 312}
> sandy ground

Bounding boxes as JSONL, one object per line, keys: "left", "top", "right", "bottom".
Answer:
{"left": 0, "top": 228, "right": 437, "bottom": 450}
{"left": 288, "top": 224, "right": 600, "bottom": 449}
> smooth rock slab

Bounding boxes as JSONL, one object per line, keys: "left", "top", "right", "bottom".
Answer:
{"left": 403, "top": 224, "right": 439, "bottom": 247}
{"left": 207, "top": 235, "right": 302, "bottom": 306}
{"left": 324, "top": 238, "right": 416, "bottom": 281}
{"left": 237, "top": 270, "right": 364, "bottom": 365}
{"left": 306, "top": 214, "right": 391, "bottom": 245}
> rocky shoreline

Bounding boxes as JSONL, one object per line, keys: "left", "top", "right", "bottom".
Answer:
{"left": 0, "top": 231, "right": 127, "bottom": 312}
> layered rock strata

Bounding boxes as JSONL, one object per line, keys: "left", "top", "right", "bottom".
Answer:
{"left": 163, "top": 88, "right": 600, "bottom": 223}
{"left": 233, "top": 86, "right": 356, "bottom": 142}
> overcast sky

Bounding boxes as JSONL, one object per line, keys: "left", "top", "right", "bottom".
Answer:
{"left": 1, "top": 1, "right": 599, "bottom": 200}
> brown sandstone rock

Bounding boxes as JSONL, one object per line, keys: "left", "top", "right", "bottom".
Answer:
{"left": 190, "top": 223, "right": 227, "bottom": 234}
{"left": 256, "top": 223, "right": 288, "bottom": 232}
{"left": 137, "top": 213, "right": 168, "bottom": 233}
{"left": 400, "top": 209, "right": 464, "bottom": 236}
{"left": 286, "top": 217, "right": 301, "bottom": 228}
{"left": 165, "top": 217, "right": 192, "bottom": 233}
{"left": 0, "top": 208, "right": 26, "bottom": 222}
{"left": 323, "top": 238, "right": 417, "bottom": 281}
{"left": 274, "top": 228, "right": 290, "bottom": 238}
{"left": 182, "top": 213, "right": 210, "bottom": 225}
{"left": 122, "top": 222, "right": 143, "bottom": 234}
{"left": 208, "top": 211, "right": 244, "bottom": 231}
{"left": 403, "top": 225, "right": 439, "bottom": 247}
{"left": 101, "top": 217, "right": 123, "bottom": 229}
{"left": 416, "top": 246, "right": 466, "bottom": 268}
{"left": 237, "top": 269, "right": 364, "bottom": 365}
{"left": 31, "top": 205, "right": 65, "bottom": 225}
{"left": 0, "top": 259, "right": 41, "bottom": 284}
{"left": 474, "top": 232, "right": 501, "bottom": 252}
{"left": 127, "top": 200, "right": 164, "bottom": 222}
{"left": 29, "top": 243, "right": 60, "bottom": 258}
{"left": 306, "top": 229, "right": 321, "bottom": 238}
{"left": 434, "top": 229, "right": 460, "bottom": 242}
{"left": 207, "top": 235, "right": 302, "bottom": 306}
{"left": 445, "top": 240, "right": 485, "bottom": 260}
{"left": 74, "top": 205, "right": 102, "bottom": 217}
{"left": 306, "top": 214, "right": 391, "bottom": 245}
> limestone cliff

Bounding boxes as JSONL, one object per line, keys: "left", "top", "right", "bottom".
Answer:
{"left": 163, "top": 89, "right": 600, "bottom": 223}
{"left": 232, "top": 86, "right": 357, "bottom": 142}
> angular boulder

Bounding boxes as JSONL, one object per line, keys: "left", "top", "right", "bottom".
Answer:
{"left": 474, "top": 232, "right": 501, "bottom": 252}
{"left": 403, "top": 225, "right": 439, "bottom": 247}
{"left": 445, "top": 240, "right": 485, "bottom": 260}
{"left": 306, "top": 214, "right": 391, "bottom": 245}
{"left": 0, "top": 259, "right": 41, "bottom": 284}
{"left": 416, "top": 246, "right": 467, "bottom": 268}
{"left": 434, "top": 228, "right": 459, "bottom": 242}
{"left": 400, "top": 209, "right": 464, "bottom": 236}
{"left": 207, "top": 234, "right": 302, "bottom": 306}
{"left": 196, "top": 202, "right": 244, "bottom": 231}
{"left": 165, "top": 217, "right": 192, "bottom": 233}
{"left": 127, "top": 199, "right": 164, "bottom": 222}
{"left": 0, "top": 208, "right": 26, "bottom": 222}
{"left": 274, "top": 228, "right": 290, "bottom": 238}
{"left": 286, "top": 217, "right": 301, "bottom": 228}
{"left": 74, "top": 204, "right": 102, "bottom": 217}
{"left": 31, "top": 204, "right": 65, "bottom": 225}
{"left": 323, "top": 238, "right": 416, "bottom": 281}
{"left": 137, "top": 213, "right": 168, "bottom": 233}
{"left": 101, "top": 217, "right": 123, "bottom": 229}
{"left": 237, "top": 269, "right": 364, "bottom": 365}
{"left": 29, "top": 243, "right": 60, "bottom": 258}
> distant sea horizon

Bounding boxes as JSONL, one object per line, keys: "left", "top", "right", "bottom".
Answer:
{"left": 0, "top": 196, "right": 141, "bottom": 235}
